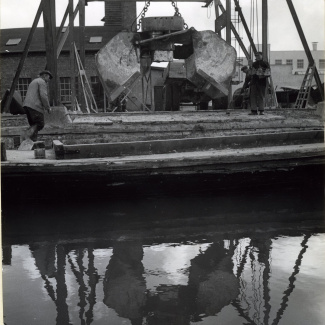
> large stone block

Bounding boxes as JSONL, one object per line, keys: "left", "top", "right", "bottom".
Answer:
{"left": 186, "top": 30, "right": 236, "bottom": 99}
{"left": 44, "top": 106, "right": 72, "bottom": 127}
{"left": 95, "top": 32, "right": 141, "bottom": 102}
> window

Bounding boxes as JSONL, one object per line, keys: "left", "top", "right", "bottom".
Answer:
{"left": 286, "top": 59, "right": 293, "bottom": 65}
{"left": 60, "top": 77, "right": 80, "bottom": 104}
{"left": 60, "top": 77, "right": 71, "bottom": 102}
{"left": 275, "top": 60, "right": 282, "bottom": 65}
{"left": 89, "top": 36, "right": 102, "bottom": 43}
{"left": 319, "top": 59, "right": 325, "bottom": 69}
{"left": 297, "top": 59, "right": 304, "bottom": 69}
{"left": 16, "top": 78, "right": 31, "bottom": 100}
{"left": 6, "top": 38, "right": 21, "bottom": 46}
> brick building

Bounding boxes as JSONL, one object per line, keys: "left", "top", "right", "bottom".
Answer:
{"left": 0, "top": 2, "right": 166, "bottom": 112}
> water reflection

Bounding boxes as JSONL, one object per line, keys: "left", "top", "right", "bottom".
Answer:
{"left": 2, "top": 188, "right": 325, "bottom": 325}
{"left": 3, "top": 231, "right": 325, "bottom": 324}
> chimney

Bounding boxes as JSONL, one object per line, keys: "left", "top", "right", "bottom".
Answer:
{"left": 312, "top": 42, "right": 318, "bottom": 51}
{"left": 104, "top": 2, "right": 137, "bottom": 32}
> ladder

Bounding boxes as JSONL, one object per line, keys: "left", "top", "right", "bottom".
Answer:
{"left": 294, "top": 64, "right": 315, "bottom": 109}
{"left": 73, "top": 43, "right": 98, "bottom": 114}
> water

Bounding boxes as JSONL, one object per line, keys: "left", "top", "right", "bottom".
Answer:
{"left": 2, "top": 186, "right": 325, "bottom": 325}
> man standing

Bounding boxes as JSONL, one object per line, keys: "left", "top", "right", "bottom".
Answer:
{"left": 250, "top": 52, "right": 270, "bottom": 115}
{"left": 21, "top": 70, "right": 52, "bottom": 141}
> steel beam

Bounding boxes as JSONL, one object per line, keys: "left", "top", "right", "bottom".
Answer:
{"left": 286, "top": 0, "right": 323, "bottom": 100}
{"left": 233, "top": 0, "right": 257, "bottom": 56}
{"left": 218, "top": 2, "right": 250, "bottom": 59}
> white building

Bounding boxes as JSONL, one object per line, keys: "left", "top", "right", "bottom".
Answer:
{"left": 234, "top": 43, "right": 324, "bottom": 93}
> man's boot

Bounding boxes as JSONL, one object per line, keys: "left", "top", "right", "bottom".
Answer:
{"left": 24, "top": 125, "right": 38, "bottom": 141}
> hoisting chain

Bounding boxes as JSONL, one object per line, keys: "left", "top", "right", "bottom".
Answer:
{"left": 171, "top": 1, "right": 188, "bottom": 29}
{"left": 137, "top": 1, "right": 151, "bottom": 31}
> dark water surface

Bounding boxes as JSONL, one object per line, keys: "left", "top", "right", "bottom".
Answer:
{"left": 2, "top": 184, "right": 325, "bottom": 325}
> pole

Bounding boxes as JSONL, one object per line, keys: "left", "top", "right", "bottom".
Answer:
{"left": 79, "top": 0, "right": 86, "bottom": 111}
{"left": 43, "top": 0, "right": 58, "bottom": 105}
{"left": 218, "top": 2, "right": 250, "bottom": 59}
{"left": 233, "top": 0, "right": 257, "bottom": 56}
{"left": 214, "top": 0, "right": 221, "bottom": 36}
{"left": 262, "top": 0, "right": 268, "bottom": 59}
{"left": 226, "top": 0, "right": 232, "bottom": 109}
{"left": 79, "top": 0, "right": 86, "bottom": 67}
{"left": 69, "top": 0, "right": 76, "bottom": 110}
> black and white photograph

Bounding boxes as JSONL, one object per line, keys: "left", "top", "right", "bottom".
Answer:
{"left": 1, "top": 0, "right": 324, "bottom": 324}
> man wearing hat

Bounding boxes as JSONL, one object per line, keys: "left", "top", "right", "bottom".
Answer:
{"left": 250, "top": 52, "right": 270, "bottom": 115}
{"left": 21, "top": 70, "right": 53, "bottom": 141}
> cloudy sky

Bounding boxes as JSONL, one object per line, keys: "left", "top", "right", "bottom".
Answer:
{"left": 0, "top": 0, "right": 324, "bottom": 51}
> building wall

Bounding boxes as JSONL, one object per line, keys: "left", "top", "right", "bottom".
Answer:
{"left": 1, "top": 53, "right": 47, "bottom": 96}
{"left": 234, "top": 48, "right": 325, "bottom": 94}
{"left": 270, "top": 50, "right": 325, "bottom": 75}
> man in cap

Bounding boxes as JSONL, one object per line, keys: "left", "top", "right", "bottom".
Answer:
{"left": 250, "top": 52, "right": 270, "bottom": 115}
{"left": 21, "top": 70, "right": 53, "bottom": 141}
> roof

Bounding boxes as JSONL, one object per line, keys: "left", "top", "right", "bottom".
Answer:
{"left": 0, "top": 26, "right": 120, "bottom": 55}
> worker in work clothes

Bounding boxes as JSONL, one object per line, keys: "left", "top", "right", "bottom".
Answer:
{"left": 240, "top": 65, "right": 252, "bottom": 110}
{"left": 250, "top": 52, "right": 270, "bottom": 115}
{"left": 21, "top": 70, "right": 52, "bottom": 141}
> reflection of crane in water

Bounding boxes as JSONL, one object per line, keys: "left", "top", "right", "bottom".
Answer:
{"left": 28, "top": 232, "right": 312, "bottom": 325}
{"left": 231, "top": 233, "right": 311, "bottom": 325}
{"left": 30, "top": 243, "right": 100, "bottom": 325}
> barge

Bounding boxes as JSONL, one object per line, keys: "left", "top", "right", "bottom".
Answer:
{"left": 1, "top": 107, "right": 324, "bottom": 201}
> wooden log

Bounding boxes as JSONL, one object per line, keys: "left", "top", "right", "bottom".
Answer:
{"left": 53, "top": 130, "right": 324, "bottom": 160}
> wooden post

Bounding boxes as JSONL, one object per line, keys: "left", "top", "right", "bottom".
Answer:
{"left": 214, "top": 0, "right": 221, "bottom": 36}
{"left": 218, "top": 2, "right": 250, "bottom": 59}
{"left": 43, "top": 0, "right": 58, "bottom": 105}
{"left": 79, "top": 0, "right": 86, "bottom": 112}
{"left": 226, "top": 0, "right": 232, "bottom": 109}
{"left": 57, "top": 5, "right": 69, "bottom": 39}
{"left": 3, "top": 0, "right": 44, "bottom": 113}
{"left": 233, "top": 0, "right": 257, "bottom": 56}
{"left": 56, "top": 3, "right": 80, "bottom": 58}
{"left": 79, "top": 0, "right": 86, "bottom": 67}
{"left": 262, "top": 0, "right": 268, "bottom": 60}
{"left": 69, "top": 0, "right": 76, "bottom": 111}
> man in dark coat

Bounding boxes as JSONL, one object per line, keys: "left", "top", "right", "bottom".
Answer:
{"left": 250, "top": 52, "right": 270, "bottom": 115}
{"left": 21, "top": 70, "right": 53, "bottom": 141}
